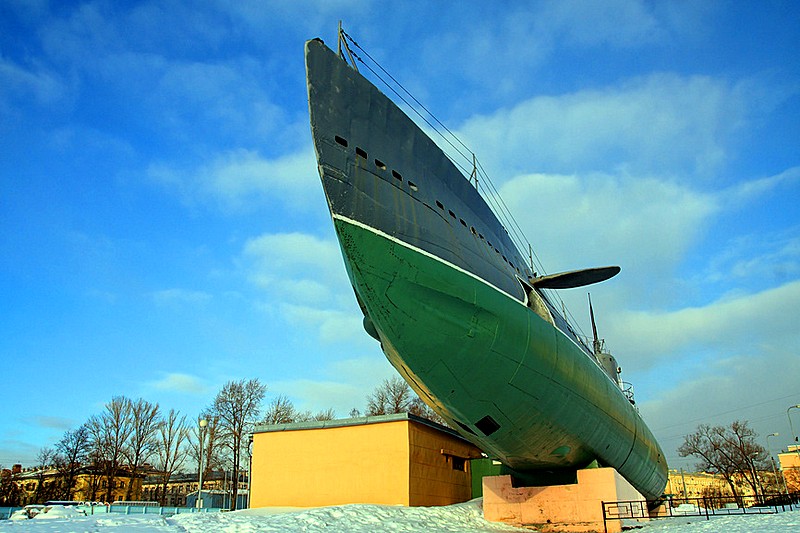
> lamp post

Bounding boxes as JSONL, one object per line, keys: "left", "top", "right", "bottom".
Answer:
{"left": 766, "top": 432, "right": 789, "bottom": 499}
{"left": 247, "top": 435, "right": 253, "bottom": 510}
{"left": 197, "top": 418, "right": 208, "bottom": 509}
{"left": 749, "top": 451, "right": 764, "bottom": 504}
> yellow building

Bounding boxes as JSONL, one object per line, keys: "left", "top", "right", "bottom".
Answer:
{"left": 15, "top": 465, "right": 142, "bottom": 504}
{"left": 250, "top": 413, "right": 482, "bottom": 508}
{"left": 778, "top": 445, "right": 800, "bottom": 492}
{"left": 664, "top": 469, "right": 732, "bottom": 500}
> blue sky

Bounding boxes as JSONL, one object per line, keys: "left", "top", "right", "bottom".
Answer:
{"left": 1, "top": 1, "right": 798, "bottom": 472}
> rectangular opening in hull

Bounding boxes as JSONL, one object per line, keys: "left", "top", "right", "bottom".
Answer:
{"left": 476, "top": 415, "right": 500, "bottom": 436}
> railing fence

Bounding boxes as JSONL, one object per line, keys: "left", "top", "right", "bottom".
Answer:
{"left": 602, "top": 492, "right": 800, "bottom": 533}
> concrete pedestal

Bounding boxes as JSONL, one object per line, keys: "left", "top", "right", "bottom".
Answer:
{"left": 482, "top": 468, "right": 648, "bottom": 532}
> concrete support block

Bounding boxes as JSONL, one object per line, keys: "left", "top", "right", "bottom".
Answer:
{"left": 482, "top": 468, "right": 648, "bottom": 532}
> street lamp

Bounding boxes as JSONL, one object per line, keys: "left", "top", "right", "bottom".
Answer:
{"left": 766, "top": 432, "right": 789, "bottom": 499}
{"left": 197, "top": 418, "right": 208, "bottom": 509}
{"left": 247, "top": 435, "right": 253, "bottom": 510}
{"left": 749, "top": 451, "right": 764, "bottom": 503}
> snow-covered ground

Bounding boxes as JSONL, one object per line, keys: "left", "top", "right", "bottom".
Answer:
{"left": 1, "top": 500, "right": 798, "bottom": 532}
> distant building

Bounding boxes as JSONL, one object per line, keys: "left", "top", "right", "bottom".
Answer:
{"left": 250, "top": 413, "right": 482, "bottom": 508}
{"left": 663, "top": 469, "right": 734, "bottom": 499}
{"left": 778, "top": 445, "right": 800, "bottom": 492}
{"left": 140, "top": 470, "right": 248, "bottom": 507}
{"left": 185, "top": 489, "right": 248, "bottom": 509}
{"left": 13, "top": 464, "right": 143, "bottom": 504}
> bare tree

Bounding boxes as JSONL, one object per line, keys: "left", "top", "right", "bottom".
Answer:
{"left": 293, "top": 409, "right": 335, "bottom": 422}
{"left": 366, "top": 376, "right": 446, "bottom": 425}
{"left": 211, "top": 379, "right": 266, "bottom": 510}
{"left": 366, "top": 376, "right": 413, "bottom": 415}
{"left": 263, "top": 395, "right": 336, "bottom": 424}
{"left": 33, "top": 447, "right": 56, "bottom": 503}
{"left": 84, "top": 447, "right": 105, "bottom": 502}
{"left": 123, "top": 398, "right": 161, "bottom": 500}
{"left": 55, "top": 424, "right": 91, "bottom": 500}
{"left": 88, "top": 396, "right": 134, "bottom": 502}
{"left": 715, "top": 420, "right": 769, "bottom": 499}
{"left": 0, "top": 467, "right": 22, "bottom": 506}
{"left": 311, "top": 408, "right": 336, "bottom": 421}
{"left": 263, "top": 395, "right": 297, "bottom": 424}
{"left": 679, "top": 420, "right": 769, "bottom": 502}
{"left": 154, "top": 409, "right": 189, "bottom": 506}
{"left": 409, "top": 396, "right": 446, "bottom": 425}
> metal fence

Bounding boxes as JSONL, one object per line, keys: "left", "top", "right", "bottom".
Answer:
{"left": 0, "top": 504, "right": 223, "bottom": 520}
{"left": 602, "top": 492, "right": 800, "bottom": 533}
{"left": 106, "top": 504, "right": 222, "bottom": 515}
{"left": 0, "top": 507, "right": 20, "bottom": 520}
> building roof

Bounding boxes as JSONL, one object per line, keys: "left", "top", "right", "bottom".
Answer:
{"left": 252, "top": 412, "right": 475, "bottom": 445}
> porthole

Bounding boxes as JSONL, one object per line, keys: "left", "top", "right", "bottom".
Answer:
{"left": 436, "top": 200, "right": 444, "bottom": 210}
{"left": 409, "top": 181, "right": 418, "bottom": 191}
{"left": 375, "top": 159, "right": 387, "bottom": 170}
{"left": 334, "top": 135, "right": 348, "bottom": 147}
{"left": 460, "top": 219, "right": 467, "bottom": 227}
{"left": 356, "top": 147, "right": 367, "bottom": 159}
{"left": 470, "top": 226, "right": 477, "bottom": 235}
{"left": 392, "top": 170, "right": 403, "bottom": 181}
{"left": 449, "top": 210, "right": 456, "bottom": 219}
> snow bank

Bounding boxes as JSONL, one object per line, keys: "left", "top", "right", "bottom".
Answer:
{"left": 169, "top": 500, "right": 523, "bottom": 533}
{"left": 0, "top": 500, "right": 798, "bottom": 532}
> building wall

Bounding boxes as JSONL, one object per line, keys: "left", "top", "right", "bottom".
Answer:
{"left": 251, "top": 419, "right": 410, "bottom": 507}
{"left": 778, "top": 446, "right": 800, "bottom": 492}
{"left": 664, "top": 469, "right": 731, "bottom": 499}
{"left": 16, "top": 469, "right": 142, "bottom": 505}
{"left": 250, "top": 415, "right": 482, "bottom": 508}
{"left": 408, "top": 421, "right": 477, "bottom": 506}
{"left": 72, "top": 473, "right": 142, "bottom": 503}
{"left": 141, "top": 472, "right": 248, "bottom": 507}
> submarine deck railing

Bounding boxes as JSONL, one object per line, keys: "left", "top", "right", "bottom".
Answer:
{"left": 601, "top": 492, "right": 800, "bottom": 533}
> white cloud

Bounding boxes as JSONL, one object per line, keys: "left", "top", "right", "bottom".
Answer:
{"left": 242, "top": 231, "right": 346, "bottom": 297}
{"left": 151, "top": 288, "right": 212, "bottom": 306}
{"left": 705, "top": 227, "right": 800, "bottom": 287}
{"left": 410, "top": 1, "right": 679, "bottom": 105}
{"left": 268, "top": 356, "right": 397, "bottom": 417}
{"left": 149, "top": 373, "right": 209, "bottom": 394}
{"left": 146, "top": 58, "right": 293, "bottom": 144}
{"left": 499, "top": 171, "right": 718, "bottom": 289}
{"left": 243, "top": 232, "right": 341, "bottom": 272}
{"left": 241, "top": 231, "right": 363, "bottom": 342}
{"left": 611, "top": 279, "right": 800, "bottom": 371}
{"left": 33, "top": 416, "right": 74, "bottom": 431}
{"left": 458, "top": 73, "right": 753, "bottom": 178}
{"left": 723, "top": 166, "right": 800, "bottom": 206}
{"left": 0, "top": 56, "right": 65, "bottom": 108}
{"left": 540, "top": 0, "right": 665, "bottom": 47}
{"left": 281, "top": 304, "right": 365, "bottom": 345}
{"left": 150, "top": 148, "right": 320, "bottom": 213}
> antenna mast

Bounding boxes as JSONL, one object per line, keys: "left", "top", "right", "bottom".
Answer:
{"left": 337, "top": 21, "right": 358, "bottom": 73}
{"left": 588, "top": 293, "right": 602, "bottom": 355}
